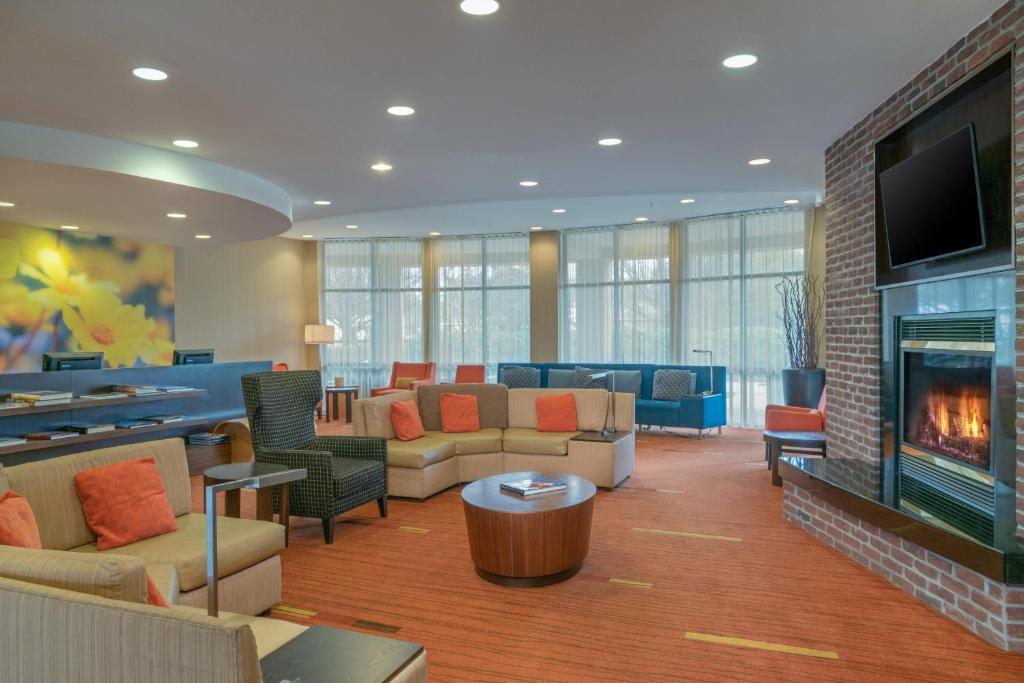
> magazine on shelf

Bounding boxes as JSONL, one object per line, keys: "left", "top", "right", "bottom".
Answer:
{"left": 144, "top": 415, "right": 184, "bottom": 424}
{"left": 153, "top": 386, "right": 194, "bottom": 393}
{"left": 61, "top": 422, "right": 116, "bottom": 435}
{"left": 114, "top": 419, "right": 156, "bottom": 430}
{"left": 7, "top": 390, "right": 73, "bottom": 402}
{"left": 0, "top": 400, "right": 30, "bottom": 410}
{"left": 499, "top": 476, "right": 568, "bottom": 496}
{"left": 78, "top": 391, "right": 129, "bottom": 400}
{"left": 111, "top": 385, "right": 162, "bottom": 396}
{"left": 25, "top": 431, "right": 78, "bottom": 441}
{"left": 0, "top": 436, "right": 27, "bottom": 448}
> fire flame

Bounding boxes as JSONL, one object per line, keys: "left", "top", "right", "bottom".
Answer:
{"left": 926, "top": 388, "right": 987, "bottom": 441}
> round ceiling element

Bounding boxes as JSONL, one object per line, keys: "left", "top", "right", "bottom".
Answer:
{"left": 173, "top": 139, "right": 199, "bottom": 148}
{"left": 387, "top": 105, "right": 415, "bottom": 117}
{"left": 166, "top": 212, "right": 187, "bottom": 218}
{"left": 460, "top": 0, "right": 499, "bottom": 16}
{"left": 519, "top": 180, "right": 538, "bottom": 187}
{"left": 314, "top": 199, "right": 332, "bottom": 205}
{"left": 680, "top": 198, "right": 696, "bottom": 204}
{"left": 723, "top": 54, "right": 758, "bottom": 69}
{"left": 428, "top": 231, "right": 441, "bottom": 236}
{"left": 371, "top": 162, "right": 393, "bottom": 172}
{"left": 530, "top": 226, "right": 543, "bottom": 231}
{"left": 345, "top": 224, "right": 359, "bottom": 229}
{"left": 132, "top": 67, "right": 168, "bottom": 81}
{"left": 784, "top": 199, "right": 800, "bottom": 205}
{"left": 635, "top": 216, "right": 649, "bottom": 222}
{"left": 552, "top": 208, "right": 567, "bottom": 213}
{"left": 60, "top": 224, "right": 79, "bottom": 230}
{"left": 302, "top": 234, "right": 314, "bottom": 238}
{"left": 748, "top": 158, "right": 771, "bottom": 166}
{"left": 598, "top": 138, "right": 623, "bottom": 146}
{"left": 194, "top": 233, "right": 212, "bottom": 239}
{"left": 0, "top": 201, "right": 14, "bottom": 207}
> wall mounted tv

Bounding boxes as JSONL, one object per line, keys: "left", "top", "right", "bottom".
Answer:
{"left": 879, "top": 124, "right": 986, "bottom": 269}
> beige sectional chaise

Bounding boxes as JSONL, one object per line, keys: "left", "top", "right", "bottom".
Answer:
{"left": 0, "top": 437, "right": 283, "bottom": 616}
{"left": 352, "top": 384, "right": 635, "bottom": 499}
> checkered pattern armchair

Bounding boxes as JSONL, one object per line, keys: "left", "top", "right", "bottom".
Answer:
{"left": 241, "top": 370, "right": 388, "bottom": 544}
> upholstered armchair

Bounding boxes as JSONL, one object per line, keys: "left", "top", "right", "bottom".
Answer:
{"left": 371, "top": 362, "right": 437, "bottom": 396}
{"left": 454, "top": 364, "right": 485, "bottom": 383}
{"left": 241, "top": 370, "right": 388, "bottom": 544}
{"left": 764, "top": 388, "right": 827, "bottom": 432}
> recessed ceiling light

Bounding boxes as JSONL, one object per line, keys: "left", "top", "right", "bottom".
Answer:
{"left": 371, "top": 162, "right": 393, "bottom": 172}
{"left": 387, "top": 105, "right": 415, "bottom": 117}
{"left": 194, "top": 234, "right": 212, "bottom": 239}
{"left": 460, "top": 0, "right": 499, "bottom": 16}
{"left": 723, "top": 54, "right": 758, "bottom": 69}
{"left": 530, "top": 226, "right": 543, "bottom": 231}
{"left": 519, "top": 180, "right": 539, "bottom": 187}
{"left": 345, "top": 224, "right": 359, "bottom": 230}
{"left": 166, "top": 212, "right": 187, "bottom": 219}
{"left": 302, "top": 234, "right": 314, "bottom": 239}
{"left": 783, "top": 199, "right": 800, "bottom": 205}
{"left": 748, "top": 158, "right": 771, "bottom": 166}
{"left": 132, "top": 67, "right": 167, "bottom": 81}
{"left": 680, "top": 198, "right": 696, "bottom": 204}
{"left": 0, "top": 201, "right": 14, "bottom": 208}
{"left": 428, "top": 231, "right": 442, "bottom": 236}
{"left": 313, "top": 200, "right": 332, "bottom": 206}
{"left": 598, "top": 138, "right": 623, "bottom": 146}
{"left": 60, "top": 225, "right": 79, "bottom": 231}
{"left": 635, "top": 217, "right": 649, "bottom": 223}
{"left": 173, "top": 139, "right": 199, "bottom": 148}
{"left": 552, "top": 208, "right": 567, "bottom": 214}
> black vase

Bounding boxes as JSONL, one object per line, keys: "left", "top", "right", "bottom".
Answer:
{"left": 782, "top": 368, "right": 826, "bottom": 409}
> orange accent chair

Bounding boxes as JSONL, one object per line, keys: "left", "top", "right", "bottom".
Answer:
{"left": 454, "top": 364, "right": 486, "bottom": 384}
{"left": 764, "top": 387, "right": 827, "bottom": 432}
{"left": 371, "top": 362, "right": 437, "bottom": 397}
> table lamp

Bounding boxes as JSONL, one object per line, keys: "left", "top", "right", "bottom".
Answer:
{"left": 304, "top": 324, "right": 336, "bottom": 344}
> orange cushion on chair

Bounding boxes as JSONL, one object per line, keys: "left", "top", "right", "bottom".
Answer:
{"left": 765, "top": 407, "right": 824, "bottom": 432}
{"left": 440, "top": 393, "right": 481, "bottom": 433}
{"left": 73, "top": 457, "right": 178, "bottom": 551}
{"left": 0, "top": 491, "right": 42, "bottom": 549}
{"left": 390, "top": 399, "right": 426, "bottom": 441}
{"left": 395, "top": 376, "right": 418, "bottom": 390}
{"left": 536, "top": 393, "right": 578, "bottom": 432}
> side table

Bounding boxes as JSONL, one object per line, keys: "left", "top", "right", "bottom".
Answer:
{"left": 324, "top": 385, "right": 360, "bottom": 423}
{"left": 763, "top": 430, "right": 826, "bottom": 487}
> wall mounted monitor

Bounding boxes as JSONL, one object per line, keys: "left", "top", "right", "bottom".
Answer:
{"left": 172, "top": 349, "right": 214, "bottom": 365}
{"left": 41, "top": 352, "right": 104, "bottom": 371}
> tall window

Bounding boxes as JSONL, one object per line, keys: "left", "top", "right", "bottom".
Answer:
{"left": 431, "top": 234, "right": 530, "bottom": 381}
{"left": 559, "top": 224, "right": 671, "bottom": 363}
{"left": 682, "top": 210, "right": 807, "bottom": 427}
{"left": 321, "top": 239, "right": 423, "bottom": 394}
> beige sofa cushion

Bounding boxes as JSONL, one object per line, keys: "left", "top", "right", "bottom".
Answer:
{"left": 3, "top": 438, "right": 192, "bottom": 551}
{"left": 71, "top": 513, "right": 284, "bottom": 593}
{"left": 423, "top": 428, "right": 503, "bottom": 455}
{"left": 387, "top": 437, "right": 456, "bottom": 469}
{"left": 0, "top": 545, "right": 148, "bottom": 604}
{"left": 507, "top": 388, "right": 608, "bottom": 431}
{"left": 360, "top": 391, "right": 417, "bottom": 439}
{"left": 417, "top": 384, "right": 509, "bottom": 430}
{"left": 502, "top": 428, "right": 579, "bottom": 456}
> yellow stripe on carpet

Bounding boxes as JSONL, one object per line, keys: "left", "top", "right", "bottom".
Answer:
{"left": 634, "top": 527, "right": 742, "bottom": 542}
{"left": 685, "top": 632, "right": 839, "bottom": 660}
{"left": 399, "top": 526, "right": 431, "bottom": 533}
{"left": 656, "top": 488, "right": 684, "bottom": 494}
{"left": 271, "top": 604, "right": 317, "bottom": 618}
{"left": 608, "top": 578, "right": 653, "bottom": 589}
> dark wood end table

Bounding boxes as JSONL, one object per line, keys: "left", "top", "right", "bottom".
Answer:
{"left": 763, "top": 430, "right": 826, "bottom": 487}
{"left": 461, "top": 471, "right": 597, "bottom": 587}
{"left": 203, "top": 462, "right": 307, "bottom": 546}
{"left": 324, "top": 385, "right": 360, "bottom": 423}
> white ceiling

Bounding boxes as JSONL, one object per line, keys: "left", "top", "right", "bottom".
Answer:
{"left": 0, "top": 0, "right": 1004, "bottom": 241}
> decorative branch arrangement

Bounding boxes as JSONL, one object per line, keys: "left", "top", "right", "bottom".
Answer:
{"left": 775, "top": 274, "right": 824, "bottom": 369}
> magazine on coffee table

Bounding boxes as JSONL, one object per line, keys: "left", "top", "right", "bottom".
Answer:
{"left": 500, "top": 476, "right": 568, "bottom": 496}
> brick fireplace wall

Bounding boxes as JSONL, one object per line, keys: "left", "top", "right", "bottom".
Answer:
{"left": 823, "top": 0, "right": 1024, "bottom": 537}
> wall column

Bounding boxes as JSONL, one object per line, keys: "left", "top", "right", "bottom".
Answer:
{"left": 529, "top": 231, "right": 559, "bottom": 362}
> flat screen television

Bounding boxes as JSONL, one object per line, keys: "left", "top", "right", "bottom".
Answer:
{"left": 879, "top": 124, "right": 986, "bottom": 269}
{"left": 42, "top": 352, "right": 104, "bottom": 371}
{"left": 172, "top": 349, "right": 214, "bottom": 365}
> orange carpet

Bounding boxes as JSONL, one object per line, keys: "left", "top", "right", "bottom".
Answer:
{"left": 192, "top": 426, "right": 1024, "bottom": 681}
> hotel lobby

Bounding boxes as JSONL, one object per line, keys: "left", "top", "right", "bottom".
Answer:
{"left": 1, "top": 1, "right": 1024, "bottom": 681}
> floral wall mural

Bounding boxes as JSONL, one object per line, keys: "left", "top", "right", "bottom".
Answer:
{"left": 0, "top": 224, "right": 175, "bottom": 372}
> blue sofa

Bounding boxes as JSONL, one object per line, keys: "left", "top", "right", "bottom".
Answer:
{"left": 495, "top": 362, "right": 727, "bottom": 436}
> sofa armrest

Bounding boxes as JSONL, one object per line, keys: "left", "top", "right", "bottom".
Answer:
{"left": 0, "top": 545, "right": 148, "bottom": 604}
{"left": 678, "top": 393, "right": 727, "bottom": 429}
{"left": 313, "top": 435, "right": 387, "bottom": 464}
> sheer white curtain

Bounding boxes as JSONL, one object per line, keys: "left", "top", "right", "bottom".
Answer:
{"left": 321, "top": 239, "right": 423, "bottom": 394}
{"left": 682, "top": 209, "right": 808, "bottom": 427}
{"left": 430, "top": 234, "right": 530, "bottom": 381}
{"left": 560, "top": 224, "right": 671, "bottom": 363}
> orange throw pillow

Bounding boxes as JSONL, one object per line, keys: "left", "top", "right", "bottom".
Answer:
{"left": 390, "top": 399, "right": 425, "bottom": 441}
{"left": 536, "top": 393, "right": 578, "bottom": 432}
{"left": 0, "top": 491, "right": 42, "bottom": 549}
{"left": 73, "top": 457, "right": 178, "bottom": 551}
{"left": 145, "top": 573, "right": 169, "bottom": 608}
{"left": 440, "top": 393, "right": 480, "bottom": 433}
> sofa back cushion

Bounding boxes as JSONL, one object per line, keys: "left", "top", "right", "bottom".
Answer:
{"left": 440, "top": 393, "right": 481, "bottom": 433}
{"left": 3, "top": 438, "right": 191, "bottom": 551}
{"left": 357, "top": 391, "right": 417, "bottom": 439}
{"left": 417, "top": 383, "right": 509, "bottom": 431}
{"left": 508, "top": 388, "right": 608, "bottom": 431}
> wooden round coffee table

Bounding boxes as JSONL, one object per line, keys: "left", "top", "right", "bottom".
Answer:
{"left": 461, "top": 471, "right": 596, "bottom": 587}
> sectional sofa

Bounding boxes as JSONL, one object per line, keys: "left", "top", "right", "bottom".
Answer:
{"left": 496, "top": 362, "right": 727, "bottom": 435}
{"left": 351, "top": 384, "right": 635, "bottom": 499}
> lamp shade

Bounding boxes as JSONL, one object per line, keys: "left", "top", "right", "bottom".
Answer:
{"left": 304, "top": 324, "right": 336, "bottom": 344}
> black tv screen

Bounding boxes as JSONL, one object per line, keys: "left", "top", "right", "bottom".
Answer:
{"left": 879, "top": 124, "right": 986, "bottom": 269}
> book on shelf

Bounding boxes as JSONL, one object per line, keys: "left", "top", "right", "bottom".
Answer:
{"left": 0, "top": 400, "right": 30, "bottom": 410}
{"left": 499, "top": 476, "right": 568, "bottom": 496}
{"left": 25, "top": 431, "right": 78, "bottom": 441}
{"left": 7, "top": 390, "right": 73, "bottom": 402}
{"left": 187, "top": 432, "right": 228, "bottom": 445}
{"left": 144, "top": 415, "right": 184, "bottom": 424}
{"left": 78, "top": 391, "right": 129, "bottom": 401}
{"left": 111, "top": 385, "right": 163, "bottom": 396}
{"left": 153, "top": 385, "right": 194, "bottom": 393}
{"left": 0, "top": 436, "right": 27, "bottom": 448}
{"left": 26, "top": 398, "right": 73, "bottom": 407}
{"left": 61, "top": 422, "right": 116, "bottom": 435}
{"left": 113, "top": 419, "right": 156, "bottom": 430}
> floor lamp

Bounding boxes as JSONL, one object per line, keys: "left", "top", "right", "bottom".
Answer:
{"left": 587, "top": 370, "right": 616, "bottom": 439}
{"left": 691, "top": 349, "right": 714, "bottom": 395}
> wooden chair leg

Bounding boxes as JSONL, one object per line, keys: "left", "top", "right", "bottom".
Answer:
{"left": 322, "top": 517, "right": 334, "bottom": 544}
{"left": 377, "top": 497, "right": 388, "bottom": 518}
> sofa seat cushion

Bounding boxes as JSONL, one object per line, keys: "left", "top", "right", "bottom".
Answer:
{"left": 636, "top": 399, "right": 681, "bottom": 425}
{"left": 423, "top": 428, "right": 502, "bottom": 455}
{"left": 502, "top": 428, "right": 579, "bottom": 456}
{"left": 70, "top": 513, "right": 284, "bottom": 592}
{"left": 171, "top": 605, "right": 309, "bottom": 658}
{"left": 386, "top": 437, "right": 456, "bottom": 469}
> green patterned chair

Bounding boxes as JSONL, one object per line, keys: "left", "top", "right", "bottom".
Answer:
{"left": 241, "top": 370, "right": 388, "bottom": 544}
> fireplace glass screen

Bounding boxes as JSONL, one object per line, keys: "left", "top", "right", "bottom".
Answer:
{"left": 902, "top": 351, "right": 992, "bottom": 470}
